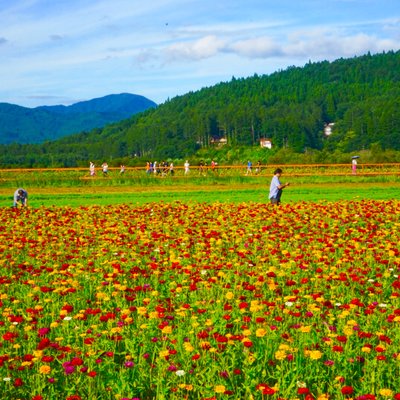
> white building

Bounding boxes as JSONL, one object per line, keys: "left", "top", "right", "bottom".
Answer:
{"left": 260, "top": 138, "right": 272, "bottom": 149}
{"left": 324, "top": 123, "right": 335, "bottom": 136}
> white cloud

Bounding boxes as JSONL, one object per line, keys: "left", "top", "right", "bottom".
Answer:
{"left": 283, "top": 30, "right": 400, "bottom": 59}
{"left": 164, "top": 35, "right": 226, "bottom": 62}
{"left": 228, "top": 37, "right": 283, "bottom": 58}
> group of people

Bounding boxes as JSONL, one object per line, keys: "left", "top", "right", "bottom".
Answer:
{"left": 13, "top": 156, "right": 365, "bottom": 208}
{"left": 12, "top": 168, "right": 290, "bottom": 208}
{"left": 146, "top": 161, "right": 174, "bottom": 176}
{"left": 246, "top": 160, "right": 263, "bottom": 175}
{"left": 89, "top": 162, "right": 126, "bottom": 176}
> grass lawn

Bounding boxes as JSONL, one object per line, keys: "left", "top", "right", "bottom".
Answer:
{"left": 1, "top": 181, "right": 400, "bottom": 207}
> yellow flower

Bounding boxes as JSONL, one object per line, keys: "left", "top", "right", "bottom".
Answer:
{"left": 361, "top": 346, "right": 371, "bottom": 353}
{"left": 225, "top": 292, "right": 234, "bottom": 300}
{"left": 33, "top": 350, "right": 43, "bottom": 358}
{"left": 159, "top": 350, "right": 169, "bottom": 358}
{"left": 275, "top": 350, "right": 287, "bottom": 360}
{"left": 183, "top": 342, "right": 194, "bottom": 352}
{"left": 307, "top": 350, "right": 323, "bottom": 360}
{"left": 379, "top": 389, "right": 393, "bottom": 397}
{"left": 21, "top": 361, "right": 32, "bottom": 367}
{"left": 137, "top": 307, "right": 147, "bottom": 315}
{"left": 39, "top": 365, "right": 51, "bottom": 374}
{"left": 256, "top": 328, "right": 267, "bottom": 337}
{"left": 342, "top": 326, "right": 354, "bottom": 336}
{"left": 215, "top": 385, "right": 226, "bottom": 393}
{"left": 162, "top": 326, "right": 172, "bottom": 334}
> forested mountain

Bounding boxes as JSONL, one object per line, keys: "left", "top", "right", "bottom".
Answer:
{"left": 1, "top": 51, "right": 399, "bottom": 167}
{"left": 0, "top": 93, "right": 156, "bottom": 144}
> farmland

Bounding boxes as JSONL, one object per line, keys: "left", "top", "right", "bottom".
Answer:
{"left": 0, "top": 166, "right": 399, "bottom": 399}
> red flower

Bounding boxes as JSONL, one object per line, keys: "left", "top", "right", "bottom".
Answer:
{"left": 13, "top": 378, "right": 23, "bottom": 387}
{"left": 256, "top": 384, "right": 276, "bottom": 395}
{"left": 298, "top": 387, "right": 310, "bottom": 395}
{"left": 71, "top": 357, "right": 84, "bottom": 366}
{"left": 341, "top": 386, "right": 353, "bottom": 395}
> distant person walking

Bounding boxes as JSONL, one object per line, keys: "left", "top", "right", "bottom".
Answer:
{"left": 13, "top": 188, "right": 28, "bottom": 207}
{"left": 89, "top": 162, "right": 96, "bottom": 176}
{"left": 199, "top": 160, "right": 205, "bottom": 175}
{"left": 184, "top": 160, "right": 190, "bottom": 175}
{"left": 269, "top": 168, "right": 290, "bottom": 205}
{"left": 255, "top": 161, "right": 261, "bottom": 174}
{"left": 352, "top": 158, "right": 357, "bottom": 174}
{"left": 102, "top": 162, "right": 109, "bottom": 176}
{"left": 246, "top": 160, "right": 253, "bottom": 175}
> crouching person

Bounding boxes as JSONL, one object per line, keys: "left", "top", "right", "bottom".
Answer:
{"left": 13, "top": 188, "right": 28, "bottom": 207}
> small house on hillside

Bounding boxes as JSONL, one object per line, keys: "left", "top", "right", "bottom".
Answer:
{"left": 260, "top": 138, "right": 272, "bottom": 149}
{"left": 210, "top": 137, "right": 228, "bottom": 146}
{"left": 324, "top": 123, "right": 335, "bottom": 136}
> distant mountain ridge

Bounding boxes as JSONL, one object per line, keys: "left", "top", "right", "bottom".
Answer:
{"left": 0, "top": 93, "right": 157, "bottom": 144}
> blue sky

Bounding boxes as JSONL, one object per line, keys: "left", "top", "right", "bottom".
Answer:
{"left": 1, "top": 0, "right": 399, "bottom": 108}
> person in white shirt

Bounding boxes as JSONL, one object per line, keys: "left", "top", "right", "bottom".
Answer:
{"left": 184, "top": 160, "right": 190, "bottom": 175}
{"left": 269, "top": 168, "right": 290, "bottom": 205}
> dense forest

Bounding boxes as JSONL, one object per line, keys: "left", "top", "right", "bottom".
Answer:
{"left": 1, "top": 51, "right": 399, "bottom": 167}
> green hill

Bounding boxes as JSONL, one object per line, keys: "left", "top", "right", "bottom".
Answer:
{"left": 1, "top": 51, "right": 399, "bottom": 167}
{"left": 0, "top": 93, "right": 156, "bottom": 144}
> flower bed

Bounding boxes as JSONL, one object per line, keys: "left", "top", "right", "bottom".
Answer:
{"left": 0, "top": 201, "right": 399, "bottom": 399}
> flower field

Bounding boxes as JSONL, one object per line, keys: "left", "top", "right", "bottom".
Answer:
{"left": 1, "top": 200, "right": 399, "bottom": 400}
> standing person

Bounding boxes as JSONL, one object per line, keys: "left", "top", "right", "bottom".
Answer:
{"left": 120, "top": 164, "right": 126, "bottom": 175}
{"left": 269, "top": 168, "right": 290, "bottom": 205}
{"left": 169, "top": 162, "right": 174, "bottom": 175}
{"left": 352, "top": 158, "right": 357, "bottom": 174}
{"left": 102, "top": 162, "right": 109, "bottom": 176}
{"left": 211, "top": 160, "right": 216, "bottom": 173}
{"left": 184, "top": 160, "right": 190, "bottom": 175}
{"left": 199, "top": 160, "right": 204, "bottom": 175}
{"left": 246, "top": 160, "right": 253, "bottom": 175}
{"left": 89, "top": 162, "right": 96, "bottom": 176}
{"left": 13, "top": 188, "right": 28, "bottom": 207}
{"left": 255, "top": 161, "right": 261, "bottom": 174}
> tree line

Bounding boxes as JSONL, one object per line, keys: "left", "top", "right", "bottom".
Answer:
{"left": 0, "top": 50, "right": 399, "bottom": 168}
